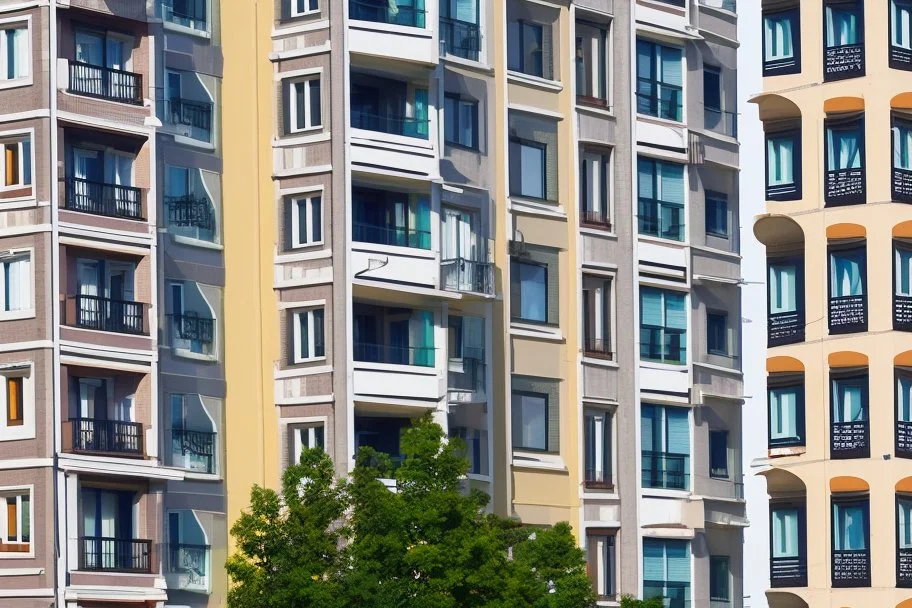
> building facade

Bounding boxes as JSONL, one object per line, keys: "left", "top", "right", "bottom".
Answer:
{"left": 753, "top": 1, "right": 912, "bottom": 607}
{"left": 223, "top": 0, "right": 743, "bottom": 606}
{"left": 0, "top": 0, "right": 226, "bottom": 606}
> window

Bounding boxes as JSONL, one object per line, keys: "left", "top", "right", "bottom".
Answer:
{"left": 896, "top": 243, "right": 912, "bottom": 321}
{"left": 709, "top": 430, "right": 729, "bottom": 478}
{"left": 643, "top": 539, "right": 690, "bottom": 607}
{"left": 831, "top": 373, "right": 869, "bottom": 458}
{"left": 0, "top": 135, "right": 31, "bottom": 190}
{"left": 640, "top": 287, "right": 687, "bottom": 364}
{"left": 582, "top": 275, "right": 612, "bottom": 357}
{"left": 352, "top": 187, "right": 431, "bottom": 250}
{"left": 450, "top": 426, "right": 488, "bottom": 475}
{"left": 770, "top": 505, "right": 804, "bottom": 583}
{"left": 0, "top": 252, "right": 31, "bottom": 315}
{"left": 824, "top": 115, "right": 865, "bottom": 205}
{"left": 825, "top": 2, "right": 862, "bottom": 47}
{"left": 824, "top": 0, "right": 864, "bottom": 82}
{"left": 763, "top": 9, "right": 800, "bottom": 75}
{"left": 894, "top": 116, "right": 912, "bottom": 202}
{"left": 705, "top": 192, "right": 728, "bottom": 238}
{"left": 444, "top": 95, "right": 478, "bottom": 149}
{"left": 898, "top": 495, "right": 912, "bottom": 585}
{"left": 291, "top": 0, "right": 318, "bottom": 16}
{"left": 709, "top": 556, "right": 730, "bottom": 603}
{"left": 636, "top": 39, "right": 683, "bottom": 121}
{"left": 0, "top": 368, "right": 30, "bottom": 441}
{"left": 289, "top": 77, "right": 321, "bottom": 132}
{"left": 586, "top": 531, "right": 616, "bottom": 599}
{"left": 897, "top": 372, "right": 912, "bottom": 456}
{"left": 291, "top": 423, "right": 324, "bottom": 464}
{"left": 706, "top": 311, "right": 728, "bottom": 356}
{"left": 507, "top": 20, "right": 549, "bottom": 79}
{"left": 641, "top": 404, "right": 690, "bottom": 490}
{"left": 163, "top": 0, "right": 209, "bottom": 32}
{"left": 769, "top": 381, "right": 805, "bottom": 448}
{"left": 0, "top": 26, "right": 28, "bottom": 82}
{"left": 638, "top": 157, "right": 684, "bottom": 241}
{"left": 576, "top": 23, "right": 608, "bottom": 105}
{"left": 291, "top": 195, "right": 322, "bottom": 247}
{"left": 509, "top": 138, "right": 546, "bottom": 199}
{"left": 510, "top": 259, "right": 547, "bottom": 324}
{"left": 511, "top": 391, "right": 548, "bottom": 451}
{"left": 892, "top": 0, "right": 912, "bottom": 68}
{"left": 580, "top": 150, "right": 610, "bottom": 227}
{"left": 440, "top": 0, "right": 480, "bottom": 60}
{"left": 292, "top": 308, "right": 325, "bottom": 363}
{"left": 828, "top": 246, "right": 866, "bottom": 333}
{"left": 766, "top": 130, "right": 801, "bottom": 200}
{"left": 584, "top": 409, "right": 612, "bottom": 487}
{"left": 4, "top": 377, "right": 21, "bottom": 428}
{"left": 831, "top": 497, "right": 870, "bottom": 586}
{"left": 0, "top": 490, "right": 29, "bottom": 552}
{"left": 703, "top": 65, "right": 721, "bottom": 111}
{"left": 769, "top": 261, "right": 798, "bottom": 315}
{"left": 768, "top": 257, "right": 804, "bottom": 346}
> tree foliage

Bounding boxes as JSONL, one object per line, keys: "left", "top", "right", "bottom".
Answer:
{"left": 619, "top": 595, "right": 665, "bottom": 608}
{"left": 227, "top": 414, "right": 597, "bottom": 608}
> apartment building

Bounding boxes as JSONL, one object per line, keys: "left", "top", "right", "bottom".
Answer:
{"left": 224, "top": 0, "right": 743, "bottom": 606}
{"left": 752, "top": 1, "right": 912, "bottom": 607}
{"left": 0, "top": 0, "right": 225, "bottom": 606}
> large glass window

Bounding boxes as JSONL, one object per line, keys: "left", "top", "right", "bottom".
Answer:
{"left": 582, "top": 275, "right": 612, "bottom": 357}
{"left": 769, "top": 382, "right": 804, "bottom": 448}
{"left": 0, "top": 26, "right": 28, "bottom": 82}
{"left": 771, "top": 507, "right": 800, "bottom": 559}
{"left": 829, "top": 247, "right": 865, "bottom": 299}
{"left": 641, "top": 404, "right": 690, "bottom": 490}
{"left": 444, "top": 95, "right": 478, "bottom": 150}
{"left": 824, "top": 115, "right": 865, "bottom": 205}
{"left": 830, "top": 372, "right": 869, "bottom": 459}
{"left": 763, "top": 9, "right": 800, "bottom": 75}
{"left": 709, "top": 430, "right": 729, "bottom": 478}
{"left": 580, "top": 150, "right": 610, "bottom": 227}
{"left": 895, "top": 117, "right": 912, "bottom": 173}
{"left": 509, "top": 138, "right": 546, "bottom": 199}
{"left": 640, "top": 287, "right": 687, "bottom": 364}
{"left": 898, "top": 495, "right": 912, "bottom": 560}
{"left": 892, "top": 0, "right": 912, "bottom": 69}
{"left": 709, "top": 556, "right": 730, "bottom": 603}
{"left": 897, "top": 373, "right": 912, "bottom": 457}
{"left": 289, "top": 77, "right": 321, "bottom": 132}
{"left": 706, "top": 311, "right": 728, "bottom": 356}
{"left": 766, "top": 130, "right": 800, "bottom": 200}
{"left": 576, "top": 23, "right": 608, "bottom": 105}
{"left": 292, "top": 308, "right": 325, "bottom": 363}
{"left": 637, "top": 157, "right": 684, "bottom": 241}
{"left": 636, "top": 39, "right": 683, "bottom": 121}
{"left": 643, "top": 539, "right": 690, "bottom": 608}
{"left": 510, "top": 259, "right": 547, "bottom": 323}
{"left": 705, "top": 192, "right": 728, "bottom": 238}
{"left": 833, "top": 499, "right": 868, "bottom": 551}
{"left": 584, "top": 409, "right": 612, "bottom": 487}
{"left": 507, "top": 20, "right": 548, "bottom": 79}
{"left": 825, "top": 2, "right": 861, "bottom": 49}
{"left": 769, "top": 260, "right": 798, "bottom": 316}
{"left": 0, "top": 490, "right": 29, "bottom": 551}
{"left": 826, "top": 120, "right": 863, "bottom": 172}
{"left": 511, "top": 391, "right": 548, "bottom": 452}
{"left": 352, "top": 187, "right": 431, "bottom": 250}
{"left": 0, "top": 252, "right": 30, "bottom": 314}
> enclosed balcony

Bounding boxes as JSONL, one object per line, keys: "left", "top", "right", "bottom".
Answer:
{"left": 166, "top": 510, "right": 211, "bottom": 593}
{"left": 353, "top": 187, "right": 430, "bottom": 250}
{"left": 162, "top": 0, "right": 209, "bottom": 33}
{"left": 350, "top": 0, "right": 425, "bottom": 27}
{"left": 78, "top": 487, "right": 151, "bottom": 573}
{"left": 169, "top": 313, "right": 215, "bottom": 356}
{"left": 441, "top": 259, "right": 493, "bottom": 295}
{"left": 641, "top": 451, "right": 688, "bottom": 490}
{"left": 447, "top": 315, "right": 485, "bottom": 403}
{"left": 166, "top": 97, "right": 213, "bottom": 143}
{"left": 440, "top": 15, "right": 480, "bottom": 61}
{"left": 162, "top": 69, "right": 215, "bottom": 145}
{"left": 350, "top": 73, "right": 430, "bottom": 140}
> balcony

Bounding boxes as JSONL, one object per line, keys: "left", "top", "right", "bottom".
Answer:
{"left": 68, "top": 62, "right": 143, "bottom": 105}
{"left": 166, "top": 195, "right": 215, "bottom": 233}
{"left": 65, "top": 177, "right": 143, "bottom": 221}
{"left": 640, "top": 327, "right": 686, "bottom": 365}
{"left": 448, "top": 356, "right": 485, "bottom": 395}
{"left": 824, "top": 42, "right": 864, "bottom": 82}
{"left": 831, "top": 420, "right": 869, "bottom": 459}
{"left": 641, "top": 451, "right": 688, "bottom": 490}
{"left": 704, "top": 107, "right": 737, "bottom": 138}
{"left": 164, "top": 0, "right": 208, "bottom": 32}
{"left": 167, "top": 543, "right": 210, "bottom": 592}
{"left": 440, "top": 16, "right": 480, "bottom": 61}
{"left": 165, "top": 98, "right": 213, "bottom": 143}
{"left": 69, "top": 417, "right": 143, "bottom": 457}
{"left": 636, "top": 79, "right": 682, "bottom": 122}
{"left": 638, "top": 197, "right": 683, "bottom": 241}
{"left": 353, "top": 342, "right": 434, "bottom": 367}
{"left": 768, "top": 310, "right": 805, "bottom": 347}
{"left": 894, "top": 167, "right": 912, "bottom": 202}
{"left": 353, "top": 222, "right": 430, "bottom": 250}
{"left": 828, "top": 294, "right": 866, "bottom": 334}
{"left": 79, "top": 537, "right": 152, "bottom": 573}
{"left": 583, "top": 337, "right": 612, "bottom": 360}
{"left": 899, "top": 547, "right": 912, "bottom": 587}
{"left": 825, "top": 166, "right": 865, "bottom": 206}
{"left": 349, "top": 0, "right": 425, "bottom": 27}
{"left": 171, "top": 428, "right": 216, "bottom": 474}
{"left": 171, "top": 313, "right": 214, "bottom": 345}
{"left": 350, "top": 108, "right": 429, "bottom": 140}
{"left": 770, "top": 555, "right": 807, "bottom": 588}
{"left": 832, "top": 548, "right": 870, "bottom": 587}
{"left": 67, "top": 294, "right": 145, "bottom": 335}
{"left": 440, "top": 258, "right": 494, "bottom": 296}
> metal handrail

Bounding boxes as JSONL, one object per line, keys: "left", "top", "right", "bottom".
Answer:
{"left": 64, "top": 177, "right": 143, "bottom": 220}
{"left": 69, "top": 61, "right": 143, "bottom": 105}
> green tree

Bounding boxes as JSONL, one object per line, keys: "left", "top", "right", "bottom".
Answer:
{"left": 227, "top": 414, "right": 597, "bottom": 608}
{"left": 619, "top": 595, "right": 665, "bottom": 608}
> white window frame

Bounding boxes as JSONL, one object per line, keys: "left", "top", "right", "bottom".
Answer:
{"left": 0, "top": 130, "right": 33, "bottom": 195}
{"left": 583, "top": 406, "right": 614, "bottom": 487}
{"left": 0, "top": 248, "right": 34, "bottom": 320}
{"left": 291, "top": 0, "right": 319, "bottom": 17}
{"left": 0, "top": 365, "right": 32, "bottom": 441}
{"left": 291, "top": 194, "right": 323, "bottom": 248}
{"left": 0, "top": 485, "right": 32, "bottom": 557}
{"left": 0, "top": 16, "right": 31, "bottom": 89}
{"left": 292, "top": 307, "right": 325, "bottom": 363}
{"left": 288, "top": 76, "right": 322, "bottom": 133}
{"left": 291, "top": 423, "right": 325, "bottom": 464}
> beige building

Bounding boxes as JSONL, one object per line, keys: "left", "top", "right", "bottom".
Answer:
{"left": 754, "top": 1, "right": 912, "bottom": 606}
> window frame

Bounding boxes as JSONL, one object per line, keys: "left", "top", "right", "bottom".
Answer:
{"left": 708, "top": 429, "right": 729, "bottom": 479}
{"left": 579, "top": 149, "right": 612, "bottom": 228}
{"left": 895, "top": 368, "right": 912, "bottom": 457}
{"left": 288, "top": 75, "right": 322, "bottom": 134}
{"left": 709, "top": 555, "right": 731, "bottom": 602}
{"left": 290, "top": 194, "right": 323, "bottom": 248}
{"left": 827, "top": 242, "right": 868, "bottom": 335}
{"left": 507, "top": 19, "right": 547, "bottom": 79}
{"left": 762, "top": 8, "right": 801, "bottom": 76}
{"left": 0, "top": 486, "right": 31, "bottom": 557}
{"left": 637, "top": 155, "right": 686, "bottom": 242}
{"left": 583, "top": 407, "right": 613, "bottom": 489}
{"left": 636, "top": 38, "right": 684, "bottom": 122}
{"left": 764, "top": 128, "right": 802, "bottom": 201}
{"left": 703, "top": 64, "right": 722, "bottom": 112}
{"left": 823, "top": 114, "right": 866, "bottom": 206}
{"left": 830, "top": 495, "right": 871, "bottom": 587}
{"left": 0, "top": 131, "right": 33, "bottom": 195}
{"left": 769, "top": 502, "right": 807, "bottom": 587}
{"left": 897, "top": 493, "right": 912, "bottom": 587}
{"left": 704, "top": 191, "right": 729, "bottom": 238}
{"left": 510, "top": 258, "right": 549, "bottom": 325}
{"left": 575, "top": 21, "right": 610, "bottom": 107}
{"left": 0, "top": 249, "right": 34, "bottom": 320}
{"left": 829, "top": 369, "right": 870, "bottom": 459}
{"left": 582, "top": 273, "right": 614, "bottom": 358}
{"left": 290, "top": 0, "right": 319, "bottom": 17}
{"left": 891, "top": 0, "right": 912, "bottom": 69}
{"left": 639, "top": 286, "right": 688, "bottom": 365}
{"left": 0, "top": 18, "right": 31, "bottom": 88}
{"left": 767, "top": 375, "right": 806, "bottom": 450}
{"left": 292, "top": 307, "right": 326, "bottom": 364}
{"left": 509, "top": 136, "right": 548, "bottom": 201}
{"left": 706, "top": 310, "right": 729, "bottom": 357}
{"left": 511, "top": 389, "right": 551, "bottom": 453}
{"left": 0, "top": 365, "right": 32, "bottom": 442}
{"left": 291, "top": 422, "right": 325, "bottom": 465}
{"left": 586, "top": 529, "right": 617, "bottom": 600}
{"left": 822, "top": 0, "right": 866, "bottom": 81}
{"left": 443, "top": 93, "right": 479, "bottom": 151}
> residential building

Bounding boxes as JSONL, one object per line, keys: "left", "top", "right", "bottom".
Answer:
{"left": 0, "top": 0, "right": 225, "bottom": 607}
{"left": 223, "top": 0, "right": 742, "bottom": 606}
{"left": 752, "top": 1, "right": 912, "bottom": 606}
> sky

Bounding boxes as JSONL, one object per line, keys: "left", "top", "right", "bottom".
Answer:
{"left": 737, "top": 3, "right": 769, "bottom": 607}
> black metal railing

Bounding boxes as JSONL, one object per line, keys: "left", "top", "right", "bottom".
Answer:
{"left": 831, "top": 420, "right": 869, "bottom": 459}
{"left": 638, "top": 197, "right": 684, "bottom": 241}
{"left": 71, "top": 294, "right": 145, "bottom": 335}
{"left": 583, "top": 337, "right": 612, "bottom": 360}
{"left": 350, "top": 108, "right": 429, "bottom": 139}
{"left": 894, "top": 167, "right": 912, "bottom": 202}
{"left": 640, "top": 326, "right": 686, "bottom": 364}
{"left": 167, "top": 543, "right": 209, "bottom": 588}
{"left": 353, "top": 341, "right": 435, "bottom": 367}
{"left": 580, "top": 209, "right": 611, "bottom": 229}
{"left": 71, "top": 417, "right": 143, "bottom": 456}
{"left": 704, "top": 107, "right": 737, "bottom": 138}
{"left": 636, "top": 78, "right": 682, "bottom": 121}
{"left": 892, "top": 42, "right": 912, "bottom": 70}
{"left": 167, "top": 98, "right": 212, "bottom": 135}
{"left": 770, "top": 555, "right": 807, "bottom": 587}
{"left": 165, "top": 195, "right": 215, "bottom": 233}
{"left": 825, "top": 167, "right": 865, "bottom": 206}
{"left": 439, "top": 16, "right": 479, "bottom": 60}
{"left": 895, "top": 294, "right": 912, "bottom": 331}
{"left": 584, "top": 464, "right": 612, "bottom": 488}
{"left": 441, "top": 258, "right": 494, "bottom": 296}
{"left": 69, "top": 62, "right": 143, "bottom": 105}
{"left": 641, "top": 451, "right": 688, "bottom": 490}
{"left": 768, "top": 310, "right": 805, "bottom": 347}
{"left": 699, "top": 0, "right": 736, "bottom": 10}
{"left": 171, "top": 428, "right": 216, "bottom": 474}
{"left": 65, "top": 177, "right": 143, "bottom": 220}
{"left": 79, "top": 536, "right": 151, "bottom": 573}
{"left": 898, "top": 420, "right": 912, "bottom": 458}
{"left": 824, "top": 42, "right": 865, "bottom": 82}
{"left": 164, "top": 0, "right": 207, "bottom": 28}
{"left": 171, "top": 313, "right": 214, "bottom": 344}
{"left": 448, "top": 356, "right": 485, "bottom": 393}
{"left": 828, "top": 294, "right": 866, "bottom": 334}
{"left": 349, "top": 0, "right": 425, "bottom": 27}
{"left": 898, "top": 547, "right": 912, "bottom": 587}
{"left": 352, "top": 220, "right": 431, "bottom": 249}
{"left": 832, "top": 548, "right": 870, "bottom": 587}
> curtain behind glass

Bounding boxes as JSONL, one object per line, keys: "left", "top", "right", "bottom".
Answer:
{"left": 769, "top": 263, "right": 797, "bottom": 313}
{"left": 770, "top": 387, "right": 798, "bottom": 439}
{"left": 895, "top": 123, "right": 912, "bottom": 170}
{"left": 827, "top": 126, "right": 862, "bottom": 170}
{"left": 833, "top": 503, "right": 866, "bottom": 550}
{"left": 899, "top": 498, "right": 912, "bottom": 548}
{"left": 895, "top": 1, "right": 912, "bottom": 48}
{"left": 830, "top": 251, "right": 864, "bottom": 297}
{"left": 826, "top": 5, "right": 859, "bottom": 47}
{"left": 772, "top": 508, "right": 799, "bottom": 557}
{"left": 832, "top": 378, "right": 865, "bottom": 423}
{"left": 764, "top": 15, "right": 793, "bottom": 60}
{"left": 900, "top": 376, "right": 912, "bottom": 422}
{"left": 767, "top": 137, "right": 794, "bottom": 185}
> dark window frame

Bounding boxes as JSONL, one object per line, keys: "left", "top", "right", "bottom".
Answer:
{"left": 896, "top": 368, "right": 912, "bottom": 458}
{"left": 767, "top": 374, "right": 806, "bottom": 450}
{"left": 709, "top": 429, "right": 729, "bottom": 479}
{"left": 893, "top": 239, "right": 912, "bottom": 330}
{"left": 507, "top": 19, "right": 546, "bottom": 78}
{"left": 890, "top": 0, "right": 912, "bottom": 70}
{"left": 823, "top": 114, "right": 866, "bottom": 206}
{"left": 579, "top": 148, "right": 611, "bottom": 228}
{"left": 822, "top": 0, "right": 866, "bottom": 82}
{"left": 635, "top": 38, "right": 683, "bottom": 122}
{"left": 511, "top": 389, "right": 551, "bottom": 453}
{"left": 706, "top": 310, "right": 729, "bottom": 356}
{"left": 509, "top": 136, "right": 548, "bottom": 201}
{"left": 586, "top": 528, "right": 617, "bottom": 600}
{"left": 509, "top": 258, "right": 549, "bottom": 325}
{"left": 896, "top": 493, "right": 912, "bottom": 587}
{"left": 769, "top": 501, "right": 808, "bottom": 588}
{"left": 830, "top": 494, "right": 871, "bottom": 587}
{"left": 829, "top": 369, "right": 870, "bottom": 459}
{"left": 827, "top": 242, "right": 868, "bottom": 335}
{"left": 767, "top": 254, "right": 806, "bottom": 347}
{"left": 443, "top": 93, "right": 479, "bottom": 151}
{"left": 764, "top": 127, "right": 803, "bottom": 201}
{"left": 704, "top": 191, "right": 729, "bottom": 238}
{"left": 893, "top": 113, "right": 912, "bottom": 202}
{"left": 709, "top": 555, "right": 731, "bottom": 602}
{"left": 762, "top": 8, "right": 802, "bottom": 76}
{"left": 703, "top": 64, "right": 722, "bottom": 112}
{"left": 584, "top": 408, "right": 613, "bottom": 489}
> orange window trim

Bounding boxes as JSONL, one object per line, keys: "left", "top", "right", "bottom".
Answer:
{"left": 6, "top": 377, "right": 22, "bottom": 426}
{"left": 4, "top": 144, "right": 16, "bottom": 187}
{"left": 6, "top": 498, "right": 16, "bottom": 541}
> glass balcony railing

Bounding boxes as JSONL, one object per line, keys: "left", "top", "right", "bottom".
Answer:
{"left": 352, "top": 221, "right": 431, "bottom": 249}
{"left": 640, "top": 326, "right": 686, "bottom": 365}
{"left": 704, "top": 107, "right": 738, "bottom": 138}
{"left": 349, "top": 0, "right": 425, "bottom": 27}
{"left": 441, "top": 258, "right": 494, "bottom": 296}
{"left": 439, "top": 16, "right": 480, "bottom": 60}
{"left": 636, "top": 78, "right": 683, "bottom": 121}
{"left": 166, "top": 195, "right": 215, "bottom": 233}
{"left": 353, "top": 341, "right": 435, "bottom": 367}
{"left": 65, "top": 177, "right": 143, "bottom": 220}
{"left": 638, "top": 197, "right": 684, "bottom": 241}
{"left": 167, "top": 543, "right": 210, "bottom": 591}
{"left": 164, "top": 0, "right": 208, "bottom": 31}
{"left": 350, "top": 108, "right": 429, "bottom": 139}
{"left": 448, "top": 356, "right": 485, "bottom": 394}
{"left": 69, "top": 62, "right": 143, "bottom": 105}
{"left": 641, "top": 450, "right": 688, "bottom": 490}
{"left": 166, "top": 98, "right": 213, "bottom": 142}
{"left": 79, "top": 536, "right": 152, "bottom": 573}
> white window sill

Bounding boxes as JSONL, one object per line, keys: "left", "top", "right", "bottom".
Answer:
{"left": 0, "top": 309, "right": 36, "bottom": 322}
{"left": 0, "top": 430, "right": 37, "bottom": 442}
{"left": 171, "top": 133, "right": 216, "bottom": 151}
{"left": 636, "top": 112, "right": 686, "bottom": 129}
{"left": 347, "top": 18, "right": 432, "bottom": 38}
{"left": 171, "top": 234, "right": 223, "bottom": 250}
{"left": 511, "top": 451, "right": 567, "bottom": 472}
{"left": 579, "top": 226, "right": 618, "bottom": 239}
{"left": 162, "top": 20, "right": 212, "bottom": 39}
{"left": 582, "top": 356, "right": 618, "bottom": 368}
{"left": 642, "top": 487, "right": 692, "bottom": 500}
{"left": 173, "top": 348, "right": 218, "bottom": 363}
{"left": 293, "top": 355, "right": 326, "bottom": 365}
{"left": 507, "top": 70, "right": 563, "bottom": 92}
{"left": 0, "top": 77, "right": 32, "bottom": 91}
{"left": 509, "top": 196, "right": 566, "bottom": 218}
{"left": 509, "top": 323, "right": 563, "bottom": 342}
{"left": 288, "top": 124, "right": 324, "bottom": 136}
{"left": 442, "top": 54, "right": 491, "bottom": 73}
{"left": 637, "top": 233, "right": 689, "bottom": 248}
{"left": 576, "top": 102, "right": 614, "bottom": 120}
